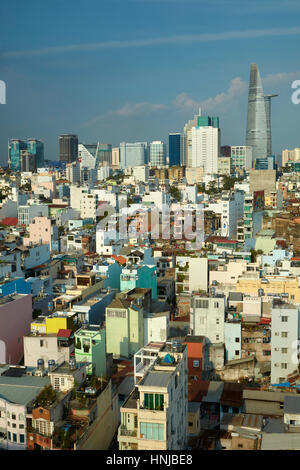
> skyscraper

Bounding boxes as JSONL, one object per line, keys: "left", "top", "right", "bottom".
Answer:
{"left": 8, "top": 139, "right": 27, "bottom": 171}
{"left": 59, "top": 134, "right": 78, "bottom": 163}
{"left": 246, "top": 64, "right": 277, "bottom": 162}
{"left": 27, "top": 139, "right": 44, "bottom": 168}
{"left": 119, "top": 142, "right": 148, "bottom": 169}
{"left": 191, "top": 115, "right": 220, "bottom": 174}
{"left": 149, "top": 141, "right": 166, "bottom": 167}
{"left": 169, "top": 133, "right": 185, "bottom": 166}
{"left": 264, "top": 94, "right": 278, "bottom": 157}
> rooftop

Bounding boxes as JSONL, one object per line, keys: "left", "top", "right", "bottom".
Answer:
{"left": 139, "top": 370, "right": 173, "bottom": 388}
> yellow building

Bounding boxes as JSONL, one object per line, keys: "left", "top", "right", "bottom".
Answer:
{"left": 236, "top": 275, "right": 300, "bottom": 303}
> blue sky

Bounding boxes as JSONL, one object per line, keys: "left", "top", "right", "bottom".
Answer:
{"left": 0, "top": 0, "right": 300, "bottom": 163}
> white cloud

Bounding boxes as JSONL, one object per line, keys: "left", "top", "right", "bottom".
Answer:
{"left": 83, "top": 101, "right": 167, "bottom": 127}
{"left": 113, "top": 102, "right": 167, "bottom": 116}
{"left": 4, "top": 26, "right": 300, "bottom": 58}
{"left": 173, "top": 77, "right": 247, "bottom": 113}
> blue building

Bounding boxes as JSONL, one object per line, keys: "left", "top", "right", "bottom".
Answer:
{"left": 169, "top": 133, "right": 184, "bottom": 166}
{"left": 8, "top": 140, "right": 27, "bottom": 172}
{"left": 0, "top": 277, "right": 31, "bottom": 296}
{"left": 27, "top": 139, "right": 44, "bottom": 168}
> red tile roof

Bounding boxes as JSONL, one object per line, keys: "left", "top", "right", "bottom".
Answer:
{"left": 57, "top": 329, "right": 72, "bottom": 338}
{"left": 1, "top": 217, "right": 18, "bottom": 226}
{"left": 111, "top": 255, "right": 127, "bottom": 265}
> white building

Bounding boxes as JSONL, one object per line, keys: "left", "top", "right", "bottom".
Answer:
{"left": 271, "top": 305, "right": 300, "bottom": 385}
{"left": 24, "top": 333, "right": 73, "bottom": 368}
{"left": 231, "top": 146, "right": 253, "bottom": 172}
{"left": 149, "top": 141, "right": 166, "bottom": 167}
{"left": 220, "top": 190, "right": 244, "bottom": 238}
{"left": 190, "top": 294, "right": 225, "bottom": 344}
{"left": 132, "top": 166, "right": 150, "bottom": 183}
{"left": 119, "top": 342, "right": 188, "bottom": 450}
{"left": 191, "top": 126, "right": 219, "bottom": 174}
{"left": 143, "top": 312, "right": 169, "bottom": 344}
{"left": 142, "top": 191, "right": 170, "bottom": 209}
{"left": 70, "top": 186, "right": 97, "bottom": 220}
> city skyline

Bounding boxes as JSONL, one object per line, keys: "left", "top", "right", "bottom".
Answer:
{"left": 0, "top": 0, "right": 299, "bottom": 163}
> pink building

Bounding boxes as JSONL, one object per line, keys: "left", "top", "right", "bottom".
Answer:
{"left": 0, "top": 294, "right": 32, "bottom": 364}
{"left": 24, "top": 216, "right": 52, "bottom": 250}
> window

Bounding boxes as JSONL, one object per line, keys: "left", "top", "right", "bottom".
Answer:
{"left": 12, "top": 413, "right": 16, "bottom": 420}
{"left": 19, "top": 424, "right": 24, "bottom": 429}
{"left": 216, "top": 335, "right": 219, "bottom": 341}
{"left": 19, "top": 434, "right": 25, "bottom": 443}
{"left": 281, "top": 348, "right": 288, "bottom": 354}
{"left": 54, "top": 377, "right": 60, "bottom": 390}
{"left": 193, "top": 360, "right": 199, "bottom": 368}
{"left": 140, "top": 422, "right": 164, "bottom": 441}
{"left": 235, "top": 338, "right": 240, "bottom": 343}
{"left": 8, "top": 432, "right": 11, "bottom": 441}
{"left": 12, "top": 423, "right": 16, "bottom": 429}
{"left": 216, "top": 318, "right": 220, "bottom": 324}
{"left": 214, "top": 302, "right": 219, "bottom": 308}
{"left": 40, "top": 340, "right": 44, "bottom": 347}
{"left": 235, "top": 350, "right": 239, "bottom": 356}
{"left": 281, "top": 316, "right": 288, "bottom": 322}
{"left": 281, "top": 332, "right": 288, "bottom": 338}
{"left": 222, "top": 405, "right": 229, "bottom": 413}
{"left": 13, "top": 433, "right": 17, "bottom": 442}
{"left": 281, "top": 363, "right": 287, "bottom": 369}
{"left": 144, "top": 393, "right": 164, "bottom": 411}
{"left": 238, "top": 444, "right": 243, "bottom": 448}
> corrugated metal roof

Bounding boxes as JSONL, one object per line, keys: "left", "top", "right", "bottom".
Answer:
{"left": 139, "top": 371, "right": 173, "bottom": 388}
{"left": 261, "top": 433, "right": 300, "bottom": 450}
{"left": 0, "top": 376, "right": 50, "bottom": 405}
{"left": 284, "top": 395, "right": 300, "bottom": 414}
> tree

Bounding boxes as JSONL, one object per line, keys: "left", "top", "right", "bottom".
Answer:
{"left": 169, "top": 186, "right": 181, "bottom": 202}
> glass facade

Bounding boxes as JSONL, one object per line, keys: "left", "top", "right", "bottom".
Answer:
{"left": 27, "top": 139, "right": 44, "bottom": 168}
{"left": 8, "top": 140, "right": 27, "bottom": 171}
{"left": 119, "top": 142, "right": 148, "bottom": 169}
{"left": 246, "top": 64, "right": 268, "bottom": 161}
{"left": 150, "top": 141, "right": 166, "bottom": 167}
{"left": 169, "top": 133, "right": 182, "bottom": 166}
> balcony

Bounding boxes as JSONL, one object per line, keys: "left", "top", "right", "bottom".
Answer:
{"left": 118, "top": 426, "right": 138, "bottom": 444}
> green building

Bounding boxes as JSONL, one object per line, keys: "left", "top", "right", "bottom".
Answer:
{"left": 105, "top": 296, "right": 144, "bottom": 359}
{"left": 75, "top": 325, "right": 106, "bottom": 376}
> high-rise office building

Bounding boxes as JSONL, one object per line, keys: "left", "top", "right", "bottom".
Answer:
{"left": 246, "top": 64, "right": 277, "bottom": 161}
{"left": 21, "top": 151, "right": 37, "bottom": 173}
{"left": 59, "top": 134, "right": 78, "bottom": 163}
{"left": 149, "top": 141, "right": 166, "bottom": 167}
{"left": 95, "top": 143, "right": 112, "bottom": 167}
{"left": 183, "top": 109, "right": 202, "bottom": 167}
{"left": 120, "top": 142, "right": 148, "bottom": 169}
{"left": 191, "top": 115, "right": 220, "bottom": 174}
{"left": 78, "top": 143, "right": 98, "bottom": 169}
{"left": 168, "top": 133, "right": 185, "bottom": 166}
{"left": 8, "top": 139, "right": 27, "bottom": 171}
{"left": 264, "top": 94, "right": 278, "bottom": 157}
{"left": 27, "top": 139, "right": 44, "bottom": 168}
{"left": 112, "top": 147, "right": 120, "bottom": 169}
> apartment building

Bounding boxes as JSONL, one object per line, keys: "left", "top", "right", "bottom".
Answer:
{"left": 190, "top": 294, "right": 226, "bottom": 344}
{"left": 118, "top": 341, "right": 188, "bottom": 450}
{"left": 271, "top": 304, "right": 300, "bottom": 384}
